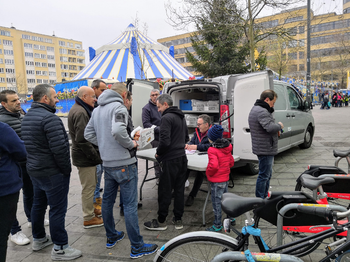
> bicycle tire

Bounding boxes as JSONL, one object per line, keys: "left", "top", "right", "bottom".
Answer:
{"left": 295, "top": 181, "right": 349, "bottom": 208}
{"left": 154, "top": 232, "right": 238, "bottom": 262}
{"left": 253, "top": 214, "right": 321, "bottom": 257}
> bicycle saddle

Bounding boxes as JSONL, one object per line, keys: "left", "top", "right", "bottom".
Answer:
{"left": 300, "top": 174, "right": 335, "bottom": 190}
{"left": 333, "top": 149, "right": 350, "bottom": 158}
{"left": 221, "top": 193, "right": 265, "bottom": 218}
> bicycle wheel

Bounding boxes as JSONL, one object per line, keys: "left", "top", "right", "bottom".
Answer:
{"left": 295, "top": 181, "right": 349, "bottom": 208}
{"left": 154, "top": 231, "right": 238, "bottom": 262}
{"left": 253, "top": 214, "right": 321, "bottom": 257}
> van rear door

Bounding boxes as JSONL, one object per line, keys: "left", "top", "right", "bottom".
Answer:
{"left": 232, "top": 71, "right": 273, "bottom": 161}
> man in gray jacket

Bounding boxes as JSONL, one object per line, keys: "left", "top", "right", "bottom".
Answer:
{"left": 84, "top": 83, "right": 157, "bottom": 259}
{"left": 248, "top": 89, "right": 283, "bottom": 199}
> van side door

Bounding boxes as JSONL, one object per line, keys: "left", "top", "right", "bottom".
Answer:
{"left": 286, "top": 86, "right": 305, "bottom": 145}
{"left": 273, "top": 84, "right": 291, "bottom": 152}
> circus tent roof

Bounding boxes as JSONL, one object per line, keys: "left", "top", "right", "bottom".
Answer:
{"left": 73, "top": 24, "right": 193, "bottom": 81}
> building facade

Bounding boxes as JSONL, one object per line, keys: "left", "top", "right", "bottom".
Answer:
{"left": 158, "top": 3, "right": 350, "bottom": 86}
{"left": 0, "top": 26, "right": 85, "bottom": 95}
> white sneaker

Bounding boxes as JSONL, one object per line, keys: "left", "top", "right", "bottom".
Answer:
{"left": 28, "top": 219, "right": 50, "bottom": 228}
{"left": 185, "top": 180, "right": 190, "bottom": 188}
{"left": 10, "top": 231, "right": 30, "bottom": 245}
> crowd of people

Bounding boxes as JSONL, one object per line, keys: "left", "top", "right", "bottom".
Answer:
{"left": 0, "top": 81, "right": 239, "bottom": 261}
{"left": 320, "top": 90, "right": 349, "bottom": 109}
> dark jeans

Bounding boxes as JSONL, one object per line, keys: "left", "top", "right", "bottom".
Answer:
{"left": 151, "top": 140, "right": 161, "bottom": 178}
{"left": 11, "top": 164, "right": 34, "bottom": 235}
{"left": 186, "top": 170, "right": 205, "bottom": 198}
{"left": 31, "top": 173, "right": 70, "bottom": 246}
{"left": 256, "top": 155, "right": 274, "bottom": 199}
{"left": 0, "top": 191, "right": 19, "bottom": 262}
{"left": 158, "top": 155, "right": 188, "bottom": 222}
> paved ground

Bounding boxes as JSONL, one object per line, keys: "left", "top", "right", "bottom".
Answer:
{"left": 6, "top": 104, "right": 350, "bottom": 262}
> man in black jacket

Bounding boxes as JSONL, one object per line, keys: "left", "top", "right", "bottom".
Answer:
{"left": 144, "top": 94, "right": 188, "bottom": 231}
{"left": 21, "top": 84, "right": 82, "bottom": 260}
{"left": 68, "top": 86, "right": 103, "bottom": 229}
{"left": 0, "top": 90, "right": 32, "bottom": 246}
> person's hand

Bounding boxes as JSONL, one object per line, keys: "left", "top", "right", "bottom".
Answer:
{"left": 187, "top": 145, "right": 197, "bottom": 150}
{"left": 278, "top": 122, "right": 284, "bottom": 129}
{"left": 132, "top": 140, "right": 138, "bottom": 148}
{"left": 185, "top": 144, "right": 188, "bottom": 149}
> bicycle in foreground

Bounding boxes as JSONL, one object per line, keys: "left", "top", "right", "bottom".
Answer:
{"left": 153, "top": 180, "right": 350, "bottom": 262}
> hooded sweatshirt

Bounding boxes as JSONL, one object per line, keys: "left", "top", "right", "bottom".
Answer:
{"left": 84, "top": 89, "right": 136, "bottom": 167}
{"left": 156, "top": 106, "right": 189, "bottom": 162}
{"left": 206, "top": 138, "right": 234, "bottom": 183}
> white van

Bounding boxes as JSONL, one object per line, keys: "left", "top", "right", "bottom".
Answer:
{"left": 163, "top": 70, "right": 315, "bottom": 174}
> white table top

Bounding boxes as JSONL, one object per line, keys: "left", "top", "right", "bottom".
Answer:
{"left": 137, "top": 148, "right": 240, "bottom": 172}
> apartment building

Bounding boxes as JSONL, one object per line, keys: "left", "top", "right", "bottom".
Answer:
{"left": 158, "top": 2, "right": 350, "bottom": 86}
{"left": 0, "top": 26, "right": 85, "bottom": 94}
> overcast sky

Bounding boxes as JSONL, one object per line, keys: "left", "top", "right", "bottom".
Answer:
{"left": 0, "top": 0, "right": 343, "bottom": 62}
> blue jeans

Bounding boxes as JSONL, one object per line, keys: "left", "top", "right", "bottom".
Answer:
{"left": 256, "top": 155, "right": 274, "bottom": 199}
{"left": 30, "top": 173, "right": 70, "bottom": 247}
{"left": 210, "top": 181, "right": 228, "bottom": 227}
{"left": 94, "top": 164, "right": 103, "bottom": 202}
{"left": 102, "top": 164, "right": 143, "bottom": 248}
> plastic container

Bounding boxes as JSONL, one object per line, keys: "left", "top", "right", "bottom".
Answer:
{"left": 180, "top": 100, "right": 192, "bottom": 110}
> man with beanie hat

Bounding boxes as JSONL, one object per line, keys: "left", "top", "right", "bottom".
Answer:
{"left": 248, "top": 89, "right": 283, "bottom": 199}
{"left": 206, "top": 125, "right": 234, "bottom": 232}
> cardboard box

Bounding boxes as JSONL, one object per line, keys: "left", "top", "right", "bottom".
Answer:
{"left": 138, "top": 127, "right": 155, "bottom": 148}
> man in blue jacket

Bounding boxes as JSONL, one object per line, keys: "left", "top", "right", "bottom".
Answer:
{"left": 21, "top": 84, "right": 82, "bottom": 261}
{"left": 0, "top": 122, "right": 27, "bottom": 262}
{"left": 185, "top": 114, "right": 211, "bottom": 206}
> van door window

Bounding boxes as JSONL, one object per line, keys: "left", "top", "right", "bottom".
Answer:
{"left": 274, "top": 84, "right": 287, "bottom": 110}
{"left": 287, "top": 87, "right": 302, "bottom": 110}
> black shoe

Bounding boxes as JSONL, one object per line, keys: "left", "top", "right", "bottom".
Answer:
{"left": 99, "top": 188, "right": 103, "bottom": 193}
{"left": 120, "top": 208, "right": 124, "bottom": 217}
{"left": 185, "top": 196, "right": 194, "bottom": 206}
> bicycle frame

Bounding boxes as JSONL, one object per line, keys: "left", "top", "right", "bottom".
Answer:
{"left": 334, "top": 155, "right": 350, "bottom": 174}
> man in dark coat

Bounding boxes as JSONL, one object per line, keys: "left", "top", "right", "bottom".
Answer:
{"left": 142, "top": 89, "right": 162, "bottom": 180}
{"left": 248, "top": 89, "right": 283, "bottom": 199}
{"left": 68, "top": 86, "right": 103, "bottom": 229}
{"left": 21, "top": 84, "right": 82, "bottom": 260}
{"left": 144, "top": 94, "right": 188, "bottom": 231}
{"left": 184, "top": 114, "right": 211, "bottom": 207}
{"left": 0, "top": 90, "right": 32, "bottom": 246}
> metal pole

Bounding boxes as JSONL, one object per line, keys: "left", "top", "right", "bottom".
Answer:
{"left": 306, "top": 0, "right": 311, "bottom": 104}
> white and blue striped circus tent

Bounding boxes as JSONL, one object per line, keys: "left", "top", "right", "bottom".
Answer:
{"left": 73, "top": 24, "right": 193, "bottom": 81}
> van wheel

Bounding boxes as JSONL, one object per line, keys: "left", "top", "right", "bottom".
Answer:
{"left": 244, "top": 163, "right": 259, "bottom": 175}
{"left": 299, "top": 126, "right": 313, "bottom": 149}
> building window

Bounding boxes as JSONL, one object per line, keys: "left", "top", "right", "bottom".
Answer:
{"left": 26, "top": 70, "right": 34, "bottom": 75}
{"left": 49, "top": 71, "right": 56, "bottom": 76}
{"left": 3, "top": 40, "right": 13, "bottom": 46}
{"left": 27, "top": 79, "right": 35, "bottom": 83}
{"left": 299, "top": 52, "right": 304, "bottom": 59}
{"left": 47, "top": 55, "right": 55, "bottom": 60}
{"left": 0, "top": 59, "right": 3, "bottom": 64}
{"left": 69, "top": 65, "right": 77, "bottom": 70}
{"left": 26, "top": 61, "right": 34, "bottom": 66}
{"left": 47, "top": 46, "right": 54, "bottom": 52}
{"left": 37, "top": 79, "right": 42, "bottom": 83}
{"left": 68, "top": 57, "right": 76, "bottom": 63}
{"left": 41, "top": 63, "right": 47, "bottom": 67}
{"left": 75, "top": 44, "right": 82, "bottom": 49}
{"left": 299, "top": 39, "right": 305, "bottom": 47}
{"left": 79, "top": 66, "right": 85, "bottom": 70}
{"left": 4, "top": 50, "right": 13, "bottom": 55}
{"left": 42, "top": 71, "right": 48, "bottom": 76}
{"left": 24, "top": 43, "right": 33, "bottom": 48}
{"left": 41, "top": 54, "right": 46, "bottom": 59}
{"left": 31, "top": 36, "right": 38, "bottom": 41}
{"left": 0, "top": 68, "right": 3, "bottom": 73}
{"left": 59, "top": 49, "right": 67, "bottom": 54}
{"left": 0, "top": 49, "right": 2, "bottom": 55}
{"left": 285, "top": 16, "right": 303, "bottom": 24}
{"left": 288, "top": 52, "right": 297, "bottom": 60}
{"left": 61, "top": 72, "right": 69, "bottom": 77}
{"left": 299, "top": 26, "right": 305, "bottom": 34}
{"left": 68, "top": 50, "right": 76, "bottom": 55}
{"left": 77, "top": 51, "right": 84, "bottom": 56}
{"left": 59, "top": 41, "right": 65, "bottom": 46}
{"left": 6, "top": 78, "right": 16, "bottom": 83}
{"left": 34, "top": 44, "right": 39, "bottom": 50}
{"left": 40, "top": 45, "right": 45, "bottom": 50}
{"left": 48, "top": 63, "right": 55, "bottom": 68}
{"left": 0, "top": 30, "right": 10, "bottom": 36}
{"left": 299, "top": 64, "right": 305, "bottom": 71}
{"left": 36, "top": 71, "right": 41, "bottom": 75}
{"left": 49, "top": 80, "right": 55, "bottom": 84}
{"left": 34, "top": 53, "right": 40, "bottom": 58}
{"left": 38, "top": 37, "right": 43, "bottom": 42}
{"left": 35, "top": 62, "right": 41, "bottom": 67}
{"left": 5, "top": 59, "right": 14, "bottom": 65}
{"left": 43, "top": 79, "right": 48, "bottom": 84}
{"left": 288, "top": 40, "right": 298, "bottom": 48}
{"left": 61, "top": 64, "right": 68, "bottom": 70}
{"left": 0, "top": 77, "right": 5, "bottom": 83}
{"left": 45, "top": 38, "right": 53, "bottom": 43}
{"left": 60, "top": 56, "right": 68, "bottom": 62}
{"left": 6, "top": 68, "right": 15, "bottom": 74}
{"left": 77, "top": 59, "right": 84, "bottom": 64}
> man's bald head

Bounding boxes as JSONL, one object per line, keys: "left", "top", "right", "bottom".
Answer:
{"left": 77, "top": 86, "right": 96, "bottom": 107}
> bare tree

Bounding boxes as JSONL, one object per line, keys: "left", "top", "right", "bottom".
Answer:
{"left": 332, "top": 34, "right": 350, "bottom": 88}
{"left": 265, "top": 36, "right": 289, "bottom": 79}
{"left": 166, "top": 0, "right": 303, "bottom": 72}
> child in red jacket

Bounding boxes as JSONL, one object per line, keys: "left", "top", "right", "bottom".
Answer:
{"left": 206, "top": 125, "right": 234, "bottom": 231}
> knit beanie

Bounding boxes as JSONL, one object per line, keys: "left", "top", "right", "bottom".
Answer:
{"left": 207, "top": 124, "right": 224, "bottom": 142}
